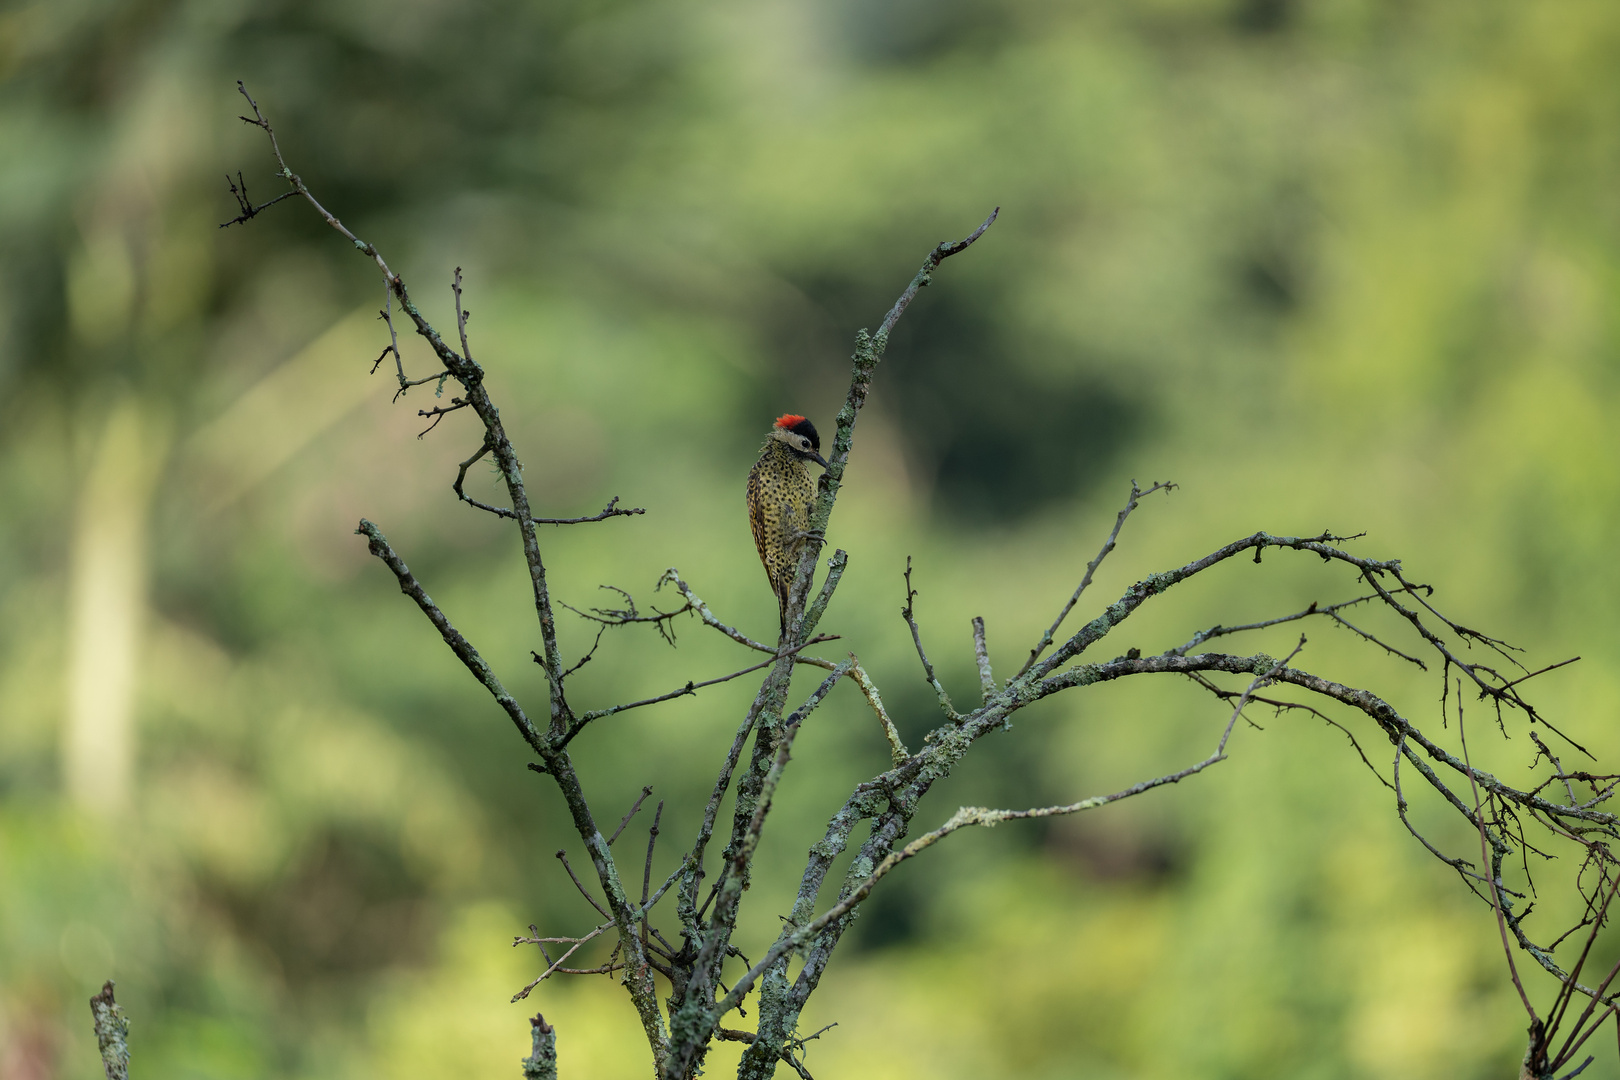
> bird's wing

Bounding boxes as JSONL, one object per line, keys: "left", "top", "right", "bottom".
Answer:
{"left": 746, "top": 459, "right": 771, "bottom": 580}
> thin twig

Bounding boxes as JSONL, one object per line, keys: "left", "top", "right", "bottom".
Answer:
{"left": 658, "top": 569, "right": 840, "bottom": 669}
{"left": 1019, "top": 479, "right": 1175, "bottom": 677}
{"left": 848, "top": 654, "right": 908, "bottom": 764}
{"left": 560, "top": 641, "right": 833, "bottom": 749}
{"left": 714, "top": 1029, "right": 819, "bottom": 1080}
{"left": 609, "top": 786, "right": 655, "bottom": 846}
{"left": 512, "top": 921, "right": 613, "bottom": 1000}
{"left": 874, "top": 207, "right": 999, "bottom": 339}
{"left": 972, "top": 616, "right": 995, "bottom": 702}
{"left": 417, "top": 398, "right": 468, "bottom": 437}
{"left": 641, "top": 801, "right": 664, "bottom": 949}
{"left": 902, "top": 557, "right": 959, "bottom": 721}
{"left": 357, "top": 520, "right": 543, "bottom": 752}
{"left": 239, "top": 83, "right": 675, "bottom": 1064}
{"left": 1459, "top": 687, "right": 1538, "bottom": 1024}
{"left": 217, "top": 170, "right": 296, "bottom": 227}
{"left": 711, "top": 641, "right": 1304, "bottom": 1024}
{"left": 453, "top": 267, "right": 474, "bottom": 366}
{"left": 556, "top": 849, "right": 612, "bottom": 920}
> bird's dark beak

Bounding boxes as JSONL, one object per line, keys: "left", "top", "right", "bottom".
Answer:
{"left": 809, "top": 451, "right": 829, "bottom": 469}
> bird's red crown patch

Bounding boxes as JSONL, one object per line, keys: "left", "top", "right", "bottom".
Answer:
{"left": 774, "top": 414, "right": 808, "bottom": 430}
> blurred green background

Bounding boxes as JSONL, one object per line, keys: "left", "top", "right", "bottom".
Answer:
{"left": 5, "top": 0, "right": 1620, "bottom": 1077}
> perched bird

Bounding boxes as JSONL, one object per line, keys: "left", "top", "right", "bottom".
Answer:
{"left": 747, "top": 414, "right": 829, "bottom": 632}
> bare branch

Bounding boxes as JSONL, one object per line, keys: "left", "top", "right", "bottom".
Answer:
{"left": 452, "top": 267, "right": 474, "bottom": 366}
{"left": 417, "top": 397, "right": 469, "bottom": 437}
{"left": 798, "top": 549, "right": 849, "bottom": 641}
{"left": 714, "top": 1029, "right": 819, "bottom": 1080}
{"left": 679, "top": 679, "right": 778, "bottom": 927}
{"left": 533, "top": 497, "right": 647, "bottom": 525}
{"left": 573, "top": 647, "right": 816, "bottom": 731}
{"left": 712, "top": 642, "right": 1305, "bottom": 1023}
{"left": 378, "top": 276, "right": 404, "bottom": 383}
{"left": 874, "top": 207, "right": 999, "bottom": 339}
{"left": 848, "top": 654, "right": 908, "bottom": 764}
{"left": 972, "top": 616, "right": 995, "bottom": 702}
{"left": 513, "top": 856, "right": 689, "bottom": 1002}
{"left": 1391, "top": 731, "right": 1489, "bottom": 891}
{"left": 512, "top": 920, "right": 613, "bottom": 1000}
{"left": 658, "top": 569, "right": 839, "bottom": 669}
{"left": 902, "top": 557, "right": 960, "bottom": 721}
{"left": 1461, "top": 693, "right": 1539, "bottom": 1025}
{"left": 1503, "top": 657, "right": 1583, "bottom": 694}
{"left": 1547, "top": 877, "right": 1620, "bottom": 1069}
{"left": 357, "top": 519, "right": 543, "bottom": 753}
{"left": 1020, "top": 479, "right": 1175, "bottom": 676}
{"left": 641, "top": 800, "right": 664, "bottom": 950}
{"left": 678, "top": 662, "right": 853, "bottom": 1055}
{"left": 217, "top": 170, "right": 296, "bottom": 227}
{"left": 521, "top": 1014, "right": 557, "bottom": 1080}
{"left": 1531, "top": 731, "right": 1583, "bottom": 808}
{"left": 1185, "top": 675, "right": 1391, "bottom": 789}
{"left": 1168, "top": 592, "right": 1425, "bottom": 669}
{"left": 89, "top": 982, "right": 129, "bottom": 1080}
{"left": 560, "top": 644, "right": 830, "bottom": 748}
{"left": 608, "top": 786, "right": 654, "bottom": 846}
{"left": 735, "top": 663, "right": 854, "bottom": 879}
{"left": 556, "top": 849, "right": 612, "bottom": 920}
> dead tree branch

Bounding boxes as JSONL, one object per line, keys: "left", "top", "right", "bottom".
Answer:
{"left": 226, "top": 87, "right": 1610, "bottom": 1080}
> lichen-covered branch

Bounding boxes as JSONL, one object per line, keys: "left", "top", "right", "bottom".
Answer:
{"left": 666, "top": 215, "right": 998, "bottom": 1080}
{"left": 89, "top": 982, "right": 129, "bottom": 1080}
{"left": 224, "top": 86, "right": 1608, "bottom": 1080}
{"left": 356, "top": 519, "right": 543, "bottom": 753}
{"left": 1018, "top": 478, "right": 1174, "bottom": 676}
{"left": 232, "top": 86, "right": 676, "bottom": 1067}
{"left": 521, "top": 1015, "right": 558, "bottom": 1080}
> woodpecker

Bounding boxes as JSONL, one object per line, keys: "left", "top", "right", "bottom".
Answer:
{"left": 747, "top": 414, "right": 829, "bottom": 633}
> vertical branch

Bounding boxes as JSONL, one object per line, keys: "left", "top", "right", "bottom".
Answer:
{"left": 972, "top": 616, "right": 994, "bottom": 702}
{"left": 1459, "top": 684, "right": 1538, "bottom": 1025}
{"left": 234, "top": 83, "right": 570, "bottom": 730}
{"left": 667, "top": 214, "right": 998, "bottom": 1080}
{"left": 902, "top": 557, "right": 959, "bottom": 720}
{"left": 89, "top": 982, "right": 130, "bottom": 1080}
{"left": 668, "top": 662, "right": 852, "bottom": 1079}
{"left": 642, "top": 800, "right": 664, "bottom": 948}
{"left": 229, "top": 86, "right": 683, "bottom": 1065}
{"left": 521, "top": 1014, "right": 558, "bottom": 1080}
{"left": 678, "top": 687, "right": 773, "bottom": 932}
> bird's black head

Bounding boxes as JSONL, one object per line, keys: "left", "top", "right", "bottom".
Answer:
{"left": 771, "top": 414, "right": 827, "bottom": 467}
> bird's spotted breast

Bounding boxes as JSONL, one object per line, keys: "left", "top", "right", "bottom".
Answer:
{"left": 747, "top": 439, "right": 816, "bottom": 628}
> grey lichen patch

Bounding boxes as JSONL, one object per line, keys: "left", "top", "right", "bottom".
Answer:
{"left": 1141, "top": 571, "right": 1176, "bottom": 594}
{"left": 521, "top": 1015, "right": 558, "bottom": 1080}
{"left": 1068, "top": 665, "right": 1104, "bottom": 688}
{"left": 809, "top": 836, "right": 844, "bottom": 860}
{"left": 849, "top": 789, "right": 886, "bottom": 817}
{"left": 1010, "top": 678, "right": 1043, "bottom": 705}
{"left": 666, "top": 1001, "right": 718, "bottom": 1056}
{"left": 1250, "top": 654, "right": 1277, "bottom": 674}
{"left": 89, "top": 982, "right": 130, "bottom": 1080}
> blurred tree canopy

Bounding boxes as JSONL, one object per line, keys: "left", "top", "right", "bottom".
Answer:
{"left": 4, "top": 0, "right": 1620, "bottom": 1077}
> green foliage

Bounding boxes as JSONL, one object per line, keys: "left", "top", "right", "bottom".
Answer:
{"left": 4, "top": 0, "right": 1620, "bottom": 1076}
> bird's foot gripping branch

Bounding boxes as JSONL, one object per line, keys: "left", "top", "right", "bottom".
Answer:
{"left": 202, "top": 84, "right": 1620, "bottom": 1080}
